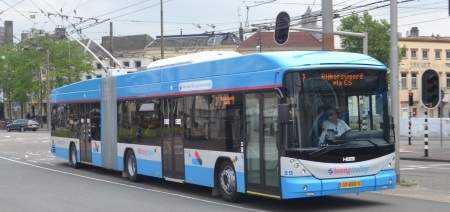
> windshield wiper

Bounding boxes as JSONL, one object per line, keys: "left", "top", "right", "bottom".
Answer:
{"left": 309, "top": 144, "right": 342, "bottom": 158}
{"left": 309, "top": 142, "right": 363, "bottom": 159}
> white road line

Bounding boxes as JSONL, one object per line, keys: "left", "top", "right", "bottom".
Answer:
{"left": 428, "top": 164, "right": 450, "bottom": 167}
{"left": 400, "top": 168, "right": 416, "bottom": 170}
{"left": 0, "top": 156, "right": 266, "bottom": 212}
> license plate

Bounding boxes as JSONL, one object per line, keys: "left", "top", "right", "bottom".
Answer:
{"left": 340, "top": 181, "right": 362, "bottom": 189}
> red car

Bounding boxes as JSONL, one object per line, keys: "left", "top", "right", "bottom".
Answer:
{"left": 6, "top": 119, "right": 39, "bottom": 132}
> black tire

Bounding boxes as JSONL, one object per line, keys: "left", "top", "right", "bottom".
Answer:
{"left": 20, "top": 127, "right": 25, "bottom": 132}
{"left": 218, "top": 160, "right": 244, "bottom": 202}
{"left": 6, "top": 127, "right": 11, "bottom": 132}
{"left": 125, "top": 150, "right": 139, "bottom": 182}
{"left": 69, "top": 143, "right": 79, "bottom": 169}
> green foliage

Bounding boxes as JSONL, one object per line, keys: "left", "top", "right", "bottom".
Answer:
{"left": 337, "top": 11, "right": 391, "bottom": 67}
{"left": 0, "top": 30, "right": 94, "bottom": 105}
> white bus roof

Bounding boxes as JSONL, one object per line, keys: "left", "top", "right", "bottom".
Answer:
{"left": 146, "top": 51, "right": 241, "bottom": 69}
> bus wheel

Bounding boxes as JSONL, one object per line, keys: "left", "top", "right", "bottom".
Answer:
{"left": 125, "top": 150, "right": 139, "bottom": 182}
{"left": 69, "top": 143, "right": 79, "bottom": 169}
{"left": 218, "top": 160, "right": 243, "bottom": 202}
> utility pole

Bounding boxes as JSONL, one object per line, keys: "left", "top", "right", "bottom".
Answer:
{"left": 160, "top": 0, "right": 164, "bottom": 59}
{"left": 109, "top": 22, "right": 114, "bottom": 67}
{"left": 257, "top": 26, "right": 262, "bottom": 52}
{"left": 322, "top": 0, "right": 334, "bottom": 51}
{"left": 389, "top": 0, "right": 400, "bottom": 183}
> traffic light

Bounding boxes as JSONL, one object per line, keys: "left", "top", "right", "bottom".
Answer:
{"left": 421, "top": 69, "right": 440, "bottom": 108}
{"left": 274, "top": 12, "right": 290, "bottom": 45}
{"left": 408, "top": 92, "right": 413, "bottom": 106}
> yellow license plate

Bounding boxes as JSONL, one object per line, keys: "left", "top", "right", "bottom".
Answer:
{"left": 340, "top": 181, "right": 362, "bottom": 189}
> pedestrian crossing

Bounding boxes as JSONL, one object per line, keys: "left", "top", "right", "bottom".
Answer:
{"left": 400, "top": 163, "right": 450, "bottom": 170}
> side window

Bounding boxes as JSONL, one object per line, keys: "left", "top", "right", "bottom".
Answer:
{"left": 117, "top": 99, "right": 162, "bottom": 144}
{"left": 90, "top": 102, "right": 101, "bottom": 140}
{"left": 51, "top": 104, "right": 80, "bottom": 138}
{"left": 184, "top": 93, "right": 243, "bottom": 152}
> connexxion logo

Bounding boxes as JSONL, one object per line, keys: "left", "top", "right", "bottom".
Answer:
{"left": 328, "top": 165, "right": 369, "bottom": 175}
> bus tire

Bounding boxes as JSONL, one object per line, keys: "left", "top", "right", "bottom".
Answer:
{"left": 218, "top": 160, "right": 243, "bottom": 202}
{"left": 125, "top": 150, "right": 139, "bottom": 182}
{"left": 69, "top": 143, "right": 79, "bottom": 169}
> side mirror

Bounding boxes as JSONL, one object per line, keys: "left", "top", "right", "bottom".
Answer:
{"left": 278, "top": 103, "right": 290, "bottom": 124}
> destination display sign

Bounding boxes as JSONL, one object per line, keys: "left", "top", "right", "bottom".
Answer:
{"left": 301, "top": 69, "right": 384, "bottom": 94}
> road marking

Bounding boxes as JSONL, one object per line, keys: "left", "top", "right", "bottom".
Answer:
{"left": 401, "top": 163, "right": 450, "bottom": 170}
{"left": 400, "top": 168, "right": 416, "bottom": 170}
{"left": 0, "top": 156, "right": 266, "bottom": 212}
{"left": 428, "top": 164, "right": 450, "bottom": 167}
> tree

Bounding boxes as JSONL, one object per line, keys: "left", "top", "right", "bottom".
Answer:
{"left": 1, "top": 30, "right": 94, "bottom": 119}
{"left": 337, "top": 11, "right": 390, "bottom": 67}
{"left": 0, "top": 44, "right": 21, "bottom": 119}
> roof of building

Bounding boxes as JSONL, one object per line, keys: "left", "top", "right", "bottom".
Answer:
{"left": 238, "top": 31, "right": 322, "bottom": 49}
{"left": 91, "top": 34, "right": 154, "bottom": 52}
{"left": 146, "top": 33, "right": 241, "bottom": 48}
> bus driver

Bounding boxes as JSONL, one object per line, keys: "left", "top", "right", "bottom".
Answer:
{"left": 319, "top": 107, "right": 350, "bottom": 144}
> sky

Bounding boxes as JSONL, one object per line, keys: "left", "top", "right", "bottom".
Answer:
{"left": 0, "top": 0, "right": 449, "bottom": 44}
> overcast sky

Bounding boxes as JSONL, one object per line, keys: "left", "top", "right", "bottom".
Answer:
{"left": 1, "top": 0, "right": 449, "bottom": 44}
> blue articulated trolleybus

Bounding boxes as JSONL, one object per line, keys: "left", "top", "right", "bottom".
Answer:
{"left": 50, "top": 51, "right": 396, "bottom": 202}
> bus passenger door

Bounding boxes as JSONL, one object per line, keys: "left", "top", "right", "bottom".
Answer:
{"left": 245, "top": 92, "right": 280, "bottom": 196}
{"left": 162, "top": 98, "right": 185, "bottom": 180}
{"left": 79, "top": 103, "right": 92, "bottom": 164}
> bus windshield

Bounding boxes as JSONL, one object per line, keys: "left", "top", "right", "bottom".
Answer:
{"left": 283, "top": 68, "right": 391, "bottom": 149}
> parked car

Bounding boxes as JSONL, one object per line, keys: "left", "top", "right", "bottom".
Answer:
{"left": 6, "top": 119, "right": 39, "bottom": 132}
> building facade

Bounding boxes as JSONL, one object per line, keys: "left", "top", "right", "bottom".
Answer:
{"left": 398, "top": 27, "right": 450, "bottom": 118}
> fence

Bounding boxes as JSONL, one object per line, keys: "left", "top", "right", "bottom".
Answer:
{"left": 400, "top": 118, "right": 450, "bottom": 137}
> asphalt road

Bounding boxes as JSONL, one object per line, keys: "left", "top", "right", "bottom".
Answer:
{"left": 1, "top": 130, "right": 449, "bottom": 211}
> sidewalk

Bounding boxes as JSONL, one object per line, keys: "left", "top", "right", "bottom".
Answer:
{"left": 399, "top": 136, "right": 450, "bottom": 162}
{"left": 377, "top": 136, "right": 450, "bottom": 203}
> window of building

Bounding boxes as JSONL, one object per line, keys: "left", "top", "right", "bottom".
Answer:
{"left": 400, "top": 45, "right": 407, "bottom": 58}
{"left": 135, "top": 61, "right": 141, "bottom": 68}
{"left": 447, "top": 73, "right": 450, "bottom": 88}
{"left": 96, "top": 75, "right": 102, "bottom": 78}
{"left": 422, "top": 50, "right": 428, "bottom": 59}
{"left": 401, "top": 73, "right": 407, "bottom": 88}
{"left": 411, "top": 73, "right": 417, "bottom": 88}
{"left": 435, "top": 50, "right": 441, "bottom": 60}
{"left": 411, "top": 49, "right": 417, "bottom": 59}
{"left": 96, "top": 63, "right": 102, "bottom": 69}
{"left": 124, "top": 61, "right": 130, "bottom": 67}
{"left": 446, "top": 50, "right": 450, "bottom": 59}
{"left": 86, "top": 75, "right": 92, "bottom": 79}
